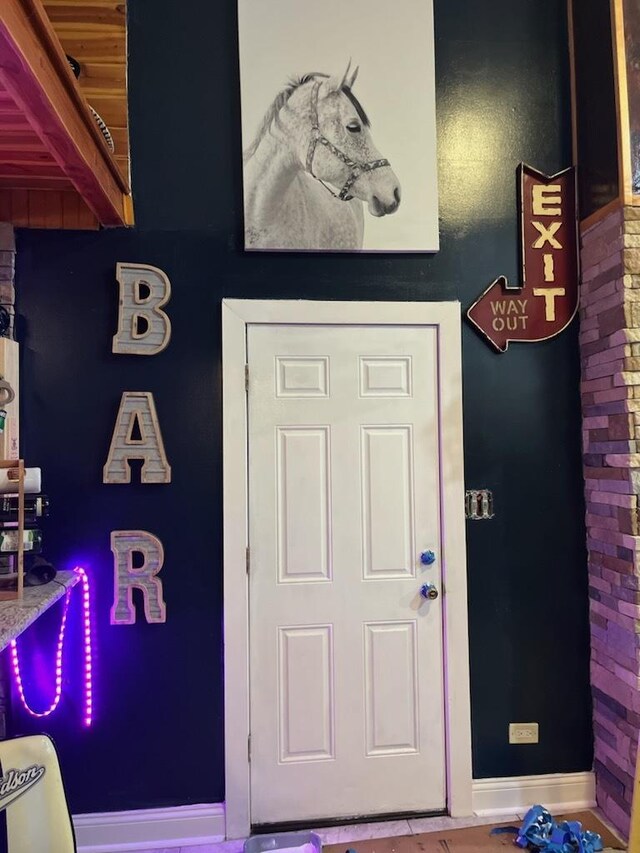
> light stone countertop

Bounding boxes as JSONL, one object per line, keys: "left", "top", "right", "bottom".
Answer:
{"left": 0, "top": 570, "right": 79, "bottom": 652}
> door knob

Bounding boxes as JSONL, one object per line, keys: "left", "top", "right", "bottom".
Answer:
{"left": 420, "top": 583, "right": 439, "bottom": 600}
{"left": 420, "top": 550, "right": 436, "bottom": 566}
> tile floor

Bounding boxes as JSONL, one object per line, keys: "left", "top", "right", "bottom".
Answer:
{"left": 114, "top": 812, "right": 528, "bottom": 853}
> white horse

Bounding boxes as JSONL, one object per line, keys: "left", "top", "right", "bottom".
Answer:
{"left": 243, "top": 63, "right": 401, "bottom": 250}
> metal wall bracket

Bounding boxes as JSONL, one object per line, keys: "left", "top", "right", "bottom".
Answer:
{"left": 465, "top": 489, "right": 494, "bottom": 520}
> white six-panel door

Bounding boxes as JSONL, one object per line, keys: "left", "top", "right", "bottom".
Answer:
{"left": 248, "top": 324, "right": 446, "bottom": 825}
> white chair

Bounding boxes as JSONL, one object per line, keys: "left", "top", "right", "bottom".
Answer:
{"left": 0, "top": 734, "right": 76, "bottom": 852}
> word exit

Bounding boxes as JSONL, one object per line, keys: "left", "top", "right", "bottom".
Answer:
{"left": 466, "top": 164, "right": 579, "bottom": 352}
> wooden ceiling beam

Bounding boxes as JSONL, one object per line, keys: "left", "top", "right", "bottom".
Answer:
{"left": 42, "top": 1, "right": 125, "bottom": 13}
{"left": 0, "top": 176, "right": 75, "bottom": 190}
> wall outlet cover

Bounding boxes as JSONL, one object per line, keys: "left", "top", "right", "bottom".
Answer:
{"left": 509, "top": 722, "right": 539, "bottom": 744}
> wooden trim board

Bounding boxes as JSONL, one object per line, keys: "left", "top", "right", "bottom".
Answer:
{"left": 630, "top": 744, "right": 640, "bottom": 851}
{"left": 612, "top": 0, "right": 632, "bottom": 206}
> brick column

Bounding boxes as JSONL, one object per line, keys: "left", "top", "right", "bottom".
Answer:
{"left": 580, "top": 206, "right": 640, "bottom": 838}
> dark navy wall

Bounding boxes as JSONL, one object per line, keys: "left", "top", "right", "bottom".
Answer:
{"left": 11, "top": 0, "right": 592, "bottom": 814}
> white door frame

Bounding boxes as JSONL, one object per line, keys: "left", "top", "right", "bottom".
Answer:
{"left": 222, "top": 299, "right": 472, "bottom": 840}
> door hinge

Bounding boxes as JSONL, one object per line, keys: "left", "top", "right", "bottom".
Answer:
{"left": 246, "top": 546, "right": 250, "bottom": 574}
{"left": 245, "top": 364, "right": 249, "bottom": 392}
{"left": 248, "top": 734, "right": 252, "bottom": 762}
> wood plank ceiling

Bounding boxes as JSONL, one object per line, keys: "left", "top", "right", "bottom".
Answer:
{"left": 42, "top": 1, "right": 130, "bottom": 186}
{"left": 0, "top": 0, "right": 131, "bottom": 229}
{"left": 0, "top": 82, "right": 97, "bottom": 228}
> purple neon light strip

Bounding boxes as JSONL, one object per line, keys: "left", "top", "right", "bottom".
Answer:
{"left": 10, "top": 589, "right": 70, "bottom": 717}
{"left": 76, "top": 566, "right": 93, "bottom": 726}
{"left": 10, "top": 567, "right": 93, "bottom": 726}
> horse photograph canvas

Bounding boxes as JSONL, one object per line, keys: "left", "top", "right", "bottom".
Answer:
{"left": 238, "top": 0, "right": 439, "bottom": 252}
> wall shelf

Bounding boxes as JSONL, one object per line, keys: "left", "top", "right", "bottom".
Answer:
{"left": 0, "top": 0, "right": 132, "bottom": 229}
{"left": 0, "top": 570, "right": 78, "bottom": 652}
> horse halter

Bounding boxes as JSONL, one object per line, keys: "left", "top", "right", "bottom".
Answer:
{"left": 305, "top": 81, "right": 391, "bottom": 202}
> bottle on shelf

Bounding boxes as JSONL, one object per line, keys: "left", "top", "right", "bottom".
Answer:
{"left": 0, "top": 528, "right": 42, "bottom": 555}
{"left": 0, "top": 494, "right": 49, "bottom": 526}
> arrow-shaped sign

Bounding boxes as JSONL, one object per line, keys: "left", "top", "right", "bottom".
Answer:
{"left": 466, "top": 164, "right": 579, "bottom": 352}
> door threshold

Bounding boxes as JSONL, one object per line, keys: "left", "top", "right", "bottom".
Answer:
{"left": 252, "top": 809, "right": 448, "bottom": 834}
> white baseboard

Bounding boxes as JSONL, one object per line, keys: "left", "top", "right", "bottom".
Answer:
{"left": 74, "top": 802, "right": 225, "bottom": 852}
{"left": 73, "top": 772, "right": 596, "bottom": 851}
{"left": 472, "top": 771, "right": 596, "bottom": 817}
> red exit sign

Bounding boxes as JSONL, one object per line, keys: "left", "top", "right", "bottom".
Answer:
{"left": 467, "top": 164, "right": 579, "bottom": 352}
